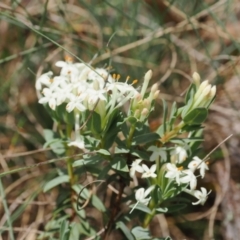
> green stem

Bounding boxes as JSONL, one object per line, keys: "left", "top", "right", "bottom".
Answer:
{"left": 143, "top": 198, "right": 163, "bottom": 228}
{"left": 127, "top": 125, "right": 136, "bottom": 148}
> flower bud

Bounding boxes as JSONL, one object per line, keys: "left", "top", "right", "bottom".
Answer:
{"left": 151, "top": 83, "right": 158, "bottom": 93}
{"left": 201, "top": 85, "right": 211, "bottom": 97}
{"left": 143, "top": 98, "right": 150, "bottom": 109}
{"left": 153, "top": 90, "right": 160, "bottom": 99}
{"left": 209, "top": 86, "right": 216, "bottom": 99}
{"left": 198, "top": 80, "right": 209, "bottom": 93}
{"left": 192, "top": 72, "right": 200, "bottom": 86}
{"left": 145, "top": 70, "right": 153, "bottom": 82}
{"left": 134, "top": 109, "right": 140, "bottom": 119}
{"left": 140, "top": 70, "right": 152, "bottom": 97}
{"left": 141, "top": 108, "right": 149, "bottom": 116}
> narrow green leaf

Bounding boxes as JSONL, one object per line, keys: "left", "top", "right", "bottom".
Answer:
{"left": 72, "top": 159, "right": 84, "bottom": 168}
{"left": 155, "top": 207, "right": 168, "bottom": 213}
{"left": 183, "top": 108, "right": 208, "bottom": 125}
{"left": 131, "top": 226, "right": 152, "bottom": 240}
{"left": 96, "top": 149, "right": 111, "bottom": 156}
{"left": 162, "top": 99, "right": 168, "bottom": 134}
{"left": 185, "top": 83, "right": 196, "bottom": 104}
{"left": 111, "top": 157, "right": 128, "bottom": 172}
{"left": 91, "top": 194, "right": 106, "bottom": 212}
{"left": 69, "top": 223, "right": 80, "bottom": 240}
{"left": 116, "top": 222, "right": 134, "bottom": 240}
{"left": 60, "top": 219, "right": 70, "bottom": 240}
{"left": 169, "top": 101, "right": 177, "bottom": 127}
{"left": 129, "top": 202, "right": 152, "bottom": 214}
{"left": 43, "top": 175, "right": 69, "bottom": 192}
{"left": 132, "top": 132, "right": 159, "bottom": 145}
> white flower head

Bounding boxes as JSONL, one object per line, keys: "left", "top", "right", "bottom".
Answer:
{"left": 66, "top": 95, "right": 86, "bottom": 112}
{"left": 141, "top": 164, "right": 157, "bottom": 178}
{"left": 55, "top": 61, "right": 84, "bottom": 81}
{"left": 68, "top": 137, "right": 85, "bottom": 149}
{"left": 171, "top": 146, "right": 188, "bottom": 164}
{"left": 130, "top": 159, "right": 143, "bottom": 178}
{"left": 38, "top": 88, "right": 57, "bottom": 110}
{"left": 188, "top": 156, "right": 209, "bottom": 178}
{"left": 192, "top": 187, "right": 211, "bottom": 205}
{"left": 180, "top": 169, "right": 197, "bottom": 191}
{"left": 165, "top": 163, "right": 182, "bottom": 185}
{"left": 135, "top": 186, "right": 154, "bottom": 205}
{"left": 35, "top": 71, "right": 53, "bottom": 90}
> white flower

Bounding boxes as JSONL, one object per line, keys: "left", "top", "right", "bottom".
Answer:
{"left": 35, "top": 71, "right": 53, "bottom": 90}
{"left": 180, "top": 169, "right": 197, "bottom": 190}
{"left": 68, "top": 138, "right": 85, "bottom": 149}
{"left": 56, "top": 61, "right": 84, "bottom": 81}
{"left": 129, "top": 159, "right": 143, "bottom": 178}
{"left": 88, "top": 68, "right": 114, "bottom": 88}
{"left": 135, "top": 186, "right": 154, "bottom": 205}
{"left": 38, "top": 88, "right": 57, "bottom": 110}
{"left": 171, "top": 146, "right": 188, "bottom": 164}
{"left": 192, "top": 187, "right": 211, "bottom": 205}
{"left": 148, "top": 146, "right": 167, "bottom": 162}
{"left": 141, "top": 164, "right": 157, "bottom": 178}
{"left": 165, "top": 163, "right": 182, "bottom": 185}
{"left": 188, "top": 156, "right": 209, "bottom": 178}
{"left": 66, "top": 95, "right": 86, "bottom": 112}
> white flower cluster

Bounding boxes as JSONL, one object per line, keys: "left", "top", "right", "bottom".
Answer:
{"left": 165, "top": 146, "right": 210, "bottom": 205}
{"left": 132, "top": 146, "right": 211, "bottom": 209}
{"left": 36, "top": 58, "right": 141, "bottom": 117}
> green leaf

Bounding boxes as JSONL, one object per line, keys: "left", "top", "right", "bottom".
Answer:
{"left": 116, "top": 221, "right": 135, "bottom": 240}
{"left": 131, "top": 226, "right": 152, "bottom": 240}
{"left": 96, "top": 149, "right": 111, "bottom": 156}
{"left": 162, "top": 99, "right": 168, "bottom": 134}
{"left": 155, "top": 207, "right": 168, "bottom": 213}
{"left": 72, "top": 159, "right": 85, "bottom": 168}
{"left": 111, "top": 157, "right": 128, "bottom": 172}
{"left": 103, "top": 109, "right": 121, "bottom": 149}
{"left": 60, "top": 219, "right": 70, "bottom": 240}
{"left": 183, "top": 108, "right": 208, "bottom": 125}
{"left": 87, "top": 111, "right": 102, "bottom": 136}
{"left": 127, "top": 116, "right": 138, "bottom": 125}
{"left": 69, "top": 223, "right": 80, "bottom": 240}
{"left": 164, "top": 203, "right": 187, "bottom": 213}
{"left": 91, "top": 194, "right": 106, "bottom": 212}
{"left": 43, "top": 129, "right": 65, "bottom": 155}
{"left": 132, "top": 132, "right": 159, "bottom": 145}
{"left": 131, "top": 149, "right": 150, "bottom": 160}
{"left": 43, "top": 129, "right": 54, "bottom": 141}
{"left": 169, "top": 101, "right": 177, "bottom": 126}
{"left": 43, "top": 175, "right": 69, "bottom": 192}
{"left": 185, "top": 83, "right": 197, "bottom": 104}
{"left": 129, "top": 202, "right": 152, "bottom": 214}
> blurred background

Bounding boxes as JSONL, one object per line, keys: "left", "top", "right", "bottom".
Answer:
{"left": 0, "top": 0, "right": 240, "bottom": 239}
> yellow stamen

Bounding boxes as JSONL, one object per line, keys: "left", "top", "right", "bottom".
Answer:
{"left": 126, "top": 76, "right": 130, "bottom": 82}
{"left": 178, "top": 166, "right": 183, "bottom": 171}
{"left": 113, "top": 73, "right": 116, "bottom": 79}
{"left": 65, "top": 55, "right": 73, "bottom": 62}
{"left": 117, "top": 74, "right": 121, "bottom": 81}
{"left": 49, "top": 78, "right": 54, "bottom": 83}
{"left": 132, "top": 79, "right": 138, "bottom": 85}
